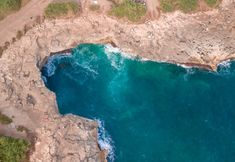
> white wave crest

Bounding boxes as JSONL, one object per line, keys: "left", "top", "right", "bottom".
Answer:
{"left": 43, "top": 54, "right": 71, "bottom": 77}
{"left": 95, "top": 119, "right": 115, "bottom": 162}
{"left": 104, "top": 44, "right": 124, "bottom": 70}
{"left": 177, "top": 63, "right": 191, "bottom": 69}
{"left": 183, "top": 68, "right": 195, "bottom": 81}
{"left": 218, "top": 60, "right": 231, "bottom": 75}
{"left": 218, "top": 60, "right": 231, "bottom": 69}
{"left": 41, "top": 75, "right": 48, "bottom": 83}
{"left": 74, "top": 62, "right": 98, "bottom": 76}
{"left": 104, "top": 44, "right": 138, "bottom": 69}
{"left": 104, "top": 44, "right": 121, "bottom": 54}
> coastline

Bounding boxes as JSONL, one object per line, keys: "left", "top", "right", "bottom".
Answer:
{"left": 50, "top": 44, "right": 234, "bottom": 72}
{"left": 0, "top": 0, "right": 234, "bottom": 161}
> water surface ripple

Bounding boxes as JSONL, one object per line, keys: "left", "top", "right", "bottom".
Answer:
{"left": 41, "top": 44, "right": 235, "bottom": 162}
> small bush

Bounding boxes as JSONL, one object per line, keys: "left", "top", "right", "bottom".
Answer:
{"left": 68, "top": 1, "right": 80, "bottom": 13}
{"left": 0, "top": 136, "right": 30, "bottom": 162}
{"left": 44, "top": 2, "right": 80, "bottom": 18}
{"left": 205, "top": 0, "right": 218, "bottom": 7}
{"left": 160, "top": 0, "right": 220, "bottom": 13}
{"left": 0, "top": 0, "right": 22, "bottom": 20}
{"left": 0, "top": 112, "right": 12, "bottom": 124}
{"left": 109, "top": 0, "right": 146, "bottom": 22}
{"left": 89, "top": 4, "right": 101, "bottom": 11}
{"left": 179, "top": 0, "right": 197, "bottom": 12}
{"left": 160, "top": 0, "right": 175, "bottom": 12}
{"left": 0, "top": 0, "right": 21, "bottom": 10}
{"left": 17, "top": 125, "right": 29, "bottom": 133}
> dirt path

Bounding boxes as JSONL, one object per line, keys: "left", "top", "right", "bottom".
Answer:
{"left": 146, "top": 0, "right": 160, "bottom": 19}
{"left": 0, "top": 0, "right": 52, "bottom": 46}
{"left": 0, "top": 0, "right": 160, "bottom": 46}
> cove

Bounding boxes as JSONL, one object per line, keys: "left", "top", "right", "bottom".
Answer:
{"left": 41, "top": 44, "right": 235, "bottom": 162}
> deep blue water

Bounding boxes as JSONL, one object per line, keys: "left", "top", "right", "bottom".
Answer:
{"left": 41, "top": 44, "right": 235, "bottom": 162}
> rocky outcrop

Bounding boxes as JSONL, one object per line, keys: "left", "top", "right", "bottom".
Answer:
{"left": 30, "top": 0, "right": 235, "bottom": 71}
{"left": 0, "top": 22, "right": 105, "bottom": 162}
{"left": 0, "top": 0, "right": 234, "bottom": 161}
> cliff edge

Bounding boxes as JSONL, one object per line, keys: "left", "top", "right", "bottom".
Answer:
{"left": 0, "top": 0, "right": 234, "bottom": 161}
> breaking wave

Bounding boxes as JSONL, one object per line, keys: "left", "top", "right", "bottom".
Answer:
{"left": 95, "top": 119, "right": 115, "bottom": 162}
{"left": 217, "top": 60, "right": 232, "bottom": 75}
{"left": 42, "top": 54, "right": 72, "bottom": 77}
{"left": 41, "top": 44, "right": 235, "bottom": 162}
{"left": 104, "top": 44, "right": 126, "bottom": 70}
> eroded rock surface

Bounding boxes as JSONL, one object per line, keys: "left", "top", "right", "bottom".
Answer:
{"left": 0, "top": 27, "right": 105, "bottom": 161}
{"left": 0, "top": 0, "right": 234, "bottom": 161}
{"left": 25, "top": 0, "right": 235, "bottom": 70}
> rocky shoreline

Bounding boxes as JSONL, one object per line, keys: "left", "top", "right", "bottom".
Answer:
{"left": 0, "top": 0, "right": 234, "bottom": 161}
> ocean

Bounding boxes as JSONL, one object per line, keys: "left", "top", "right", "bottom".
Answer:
{"left": 41, "top": 44, "right": 235, "bottom": 162}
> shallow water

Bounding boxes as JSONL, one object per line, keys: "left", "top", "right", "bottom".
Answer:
{"left": 41, "top": 44, "right": 235, "bottom": 162}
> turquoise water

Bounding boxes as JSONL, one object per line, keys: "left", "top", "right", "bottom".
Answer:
{"left": 41, "top": 44, "right": 235, "bottom": 162}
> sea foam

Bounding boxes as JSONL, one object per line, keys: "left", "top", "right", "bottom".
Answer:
{"left": 104, "top": 44, "right": 136, "bottom": 59}
{"left": 217, "top": 60, "right": 232, "bottom": 75}
{"left": 95, "top": 119, "right": 115, "bottom": 162}
{"left": 43, "top": 54, "right": 72, "bottom": 77}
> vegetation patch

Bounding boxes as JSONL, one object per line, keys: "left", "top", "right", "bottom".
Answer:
{"left": 109, "top": 0, "right": 146, "bottom": 22}
{"left": 179, "top": 0, "right": 197, "bottom": 12}
{"left": 0, "top": 136, "right": 30, "bottom": 162}
{"left": 89, "top": 4, "right": 101, "bottom": 11}
{"left": 17, "top": 125, "right": 29, "bottom": 133}
{"left": 44, "top": 2, "right": 80, "bottom": 18}
{"left": 205, "top": 0, "right": 219, "bottom": 7}
{"left": 0, "top": 0, "right": 21, "bottom": 20}
{"left": 160, "top": 0, "right": 175, "bottom": 12}
{"left": 0, "top": 0, "right": 30, "bottom": 20}
{"left": 0, "top": 112, "right": 12, "bottom": 125}
{"left": 160, "top": 0, "right": 220, "bottom": 13}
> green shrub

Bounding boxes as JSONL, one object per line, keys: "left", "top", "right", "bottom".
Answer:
{"left": 0, "top": 0, "right": 21, "bottom": 10}
{"left": 0, "top": 0, "right": 21, "bottom": 20}
{"left": 68, "top": 1, "right": 79, "bottom": 13}
{"left": 0, "top": 112, "right": 12, "bottom": 125}
{"left": 0, "top": 136, "right": 30, "bottom": 162}
{"left": 160, "top": 0, "right": 175, "bottom": 12}
{"left": 160, "top": 0, "right": 219, "bottom": 13}
{"left": 179, "top": 0, "right": 197, "bottom": 12}
{"left": 205, "top": 0, "right": 218, "bottom": 7}
{"left": 44, "top": 2, "right": 80, "bottom": 18}
{"left": 110, "top": 0, "right": 146, "bottom": 22}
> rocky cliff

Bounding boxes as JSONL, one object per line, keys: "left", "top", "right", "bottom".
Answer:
{"left": 0, "top": 0, "right": 234, "bottom": 161}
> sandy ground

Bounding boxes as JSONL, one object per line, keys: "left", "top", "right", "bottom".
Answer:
{"left": 0, "top": 0, "right": 52, "bottom": 46}
{"left": 0, "top": 0, "right": 115, "bottom": 46}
